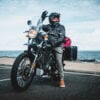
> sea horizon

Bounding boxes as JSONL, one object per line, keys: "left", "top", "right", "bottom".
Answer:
{"left": 0, "top": 50, "right": 100, "bottom": 62}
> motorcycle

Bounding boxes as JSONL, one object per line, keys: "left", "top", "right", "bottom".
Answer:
{"left": 11, "top": 11, "right": 61, "bottom": 91}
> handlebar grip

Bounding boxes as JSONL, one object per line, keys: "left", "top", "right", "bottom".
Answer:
{"left": 23, "top": 30, "right": 29, "bottom": 33}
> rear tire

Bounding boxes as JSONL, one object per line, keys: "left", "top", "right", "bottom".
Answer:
{"left": 63, "top": 46, "right": 77, "bottom": 61}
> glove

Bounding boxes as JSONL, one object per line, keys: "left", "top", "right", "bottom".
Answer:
{"left": 41, "top": 10, "right": 48, "bottom": 21}
{"left": 43, "top": 40, "right": 51, "bottom": 48}
{"left": 42, "top": 41, "right": 47, "bottom": 48}
{"left": 42, "top": 25, "right": 49, "bottom": 32}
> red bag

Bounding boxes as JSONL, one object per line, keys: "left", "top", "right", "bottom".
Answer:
{"left": 63, "top": 37, "right": 71, "bottom": 48}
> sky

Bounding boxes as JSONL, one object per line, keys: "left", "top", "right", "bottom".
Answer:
{"left": 0, "top": 0, "right": 100, "bottom": 51}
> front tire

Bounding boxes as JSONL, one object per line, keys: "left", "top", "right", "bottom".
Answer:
{"left": 11, "top": 52, "right": 35, "bottom": 91}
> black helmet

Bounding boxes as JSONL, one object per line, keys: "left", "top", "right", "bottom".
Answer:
{"left": 49, "top": 12, "right": 60, "bottom": 25}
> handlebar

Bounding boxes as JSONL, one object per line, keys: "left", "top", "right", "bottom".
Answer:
{"left": 23, "top": 30, "right": 29, "bottom": 33}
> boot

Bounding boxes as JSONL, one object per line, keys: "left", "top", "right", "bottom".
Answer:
{"left": 59, "top": 79, "right": 65, "bottom": 88}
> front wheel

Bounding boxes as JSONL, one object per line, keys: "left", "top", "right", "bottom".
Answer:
{"left": 11, "top": 52, "right": 35, "bottom": 91}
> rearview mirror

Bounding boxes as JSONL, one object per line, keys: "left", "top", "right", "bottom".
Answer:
{"left": 27, "top": 20, "right": 32, "bottom": 25}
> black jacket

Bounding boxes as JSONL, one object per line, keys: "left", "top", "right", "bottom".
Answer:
{"left": 42, "top": 23, "right": 65, "bottom": 47}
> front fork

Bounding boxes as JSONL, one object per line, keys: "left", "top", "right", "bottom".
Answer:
{"left": 29, "top": 54, "right": 38, "bottom": 75}
{"left": 29, "top": 47, "right": 40, "bottom": 75}
{"left": 28, "top": 41, "right": 43, "bottom": 75}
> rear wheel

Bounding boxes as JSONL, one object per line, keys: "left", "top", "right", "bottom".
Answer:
{"left": 11, "top": 52, "right": 36, "bottom": 91}
{"left": 63, "top": 46, "right": 77, "bottom": 61}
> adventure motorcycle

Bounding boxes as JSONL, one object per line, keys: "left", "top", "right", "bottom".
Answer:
{"left": 11, "top": 11, "right": 61, "bottom": 91}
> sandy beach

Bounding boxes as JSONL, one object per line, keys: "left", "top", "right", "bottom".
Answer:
{"left": 0, "top": 57, "right": 100, "bottom": 73}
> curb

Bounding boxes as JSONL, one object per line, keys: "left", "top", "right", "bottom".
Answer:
{"left": 0, "top": 64, "right": 100, "bottom": 75}
{"left": 64, "top": 69, "right": 100, "bottom": 75}
{"left": 0, "top": 64, "right": 12, "bottom": 66}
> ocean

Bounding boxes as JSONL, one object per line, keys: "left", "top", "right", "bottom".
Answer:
{"left": 78, "top": 51, "right": 100, "bottom": 62}
{"left": 0, "top": 50, "right": 100, "bottom": 62}
{"left": 0, "top": 51, "right": 23, "bottom": 58}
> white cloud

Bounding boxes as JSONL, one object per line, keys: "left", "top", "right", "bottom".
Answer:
{"left": 0, "top": 0, "right": 100, "bottom": 50}
{"left": 0, "top": 32, "right": 27, "bottom": 50}
{"left": 66, "top": 21, "right": 100, "bottom": 51}
{"left": 0, "top": 16, "right": 29, "bottom": 28}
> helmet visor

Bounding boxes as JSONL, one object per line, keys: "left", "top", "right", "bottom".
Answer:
{"left": 51, "top": 17, "right": 59, "bottom": 22}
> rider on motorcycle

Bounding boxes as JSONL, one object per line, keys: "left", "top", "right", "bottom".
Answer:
{"left": 42, "top": 12, "right": 66, "bottom": 88}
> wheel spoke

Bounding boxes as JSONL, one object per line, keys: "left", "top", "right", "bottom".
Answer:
{"left": 16, "top": 57, "right": 32, "bottom": 87}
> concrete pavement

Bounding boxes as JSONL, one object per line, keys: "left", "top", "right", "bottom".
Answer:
{"left": 64, "top": 61, "right": 100, "bottom": 74}
{"left": 0, "top": 69, "right": 100, "bottom": 100}
{"left": 0, "top": 57, "right": 100, "bottom": 74}
{"left": 0, "top": 59, "right": 100, "bottom": 100}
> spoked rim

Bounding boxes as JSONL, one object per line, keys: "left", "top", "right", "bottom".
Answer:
{"left": 16, "top": 57, "right": 33, "bottom": 88}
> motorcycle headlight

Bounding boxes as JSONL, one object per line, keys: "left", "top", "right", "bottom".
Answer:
{"left": 28, "top": 29, "right": 37, "bottom": 38}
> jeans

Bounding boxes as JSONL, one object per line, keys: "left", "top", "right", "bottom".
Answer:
{"left": 54, "top": 47, "right": 64, "bottom": 80}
